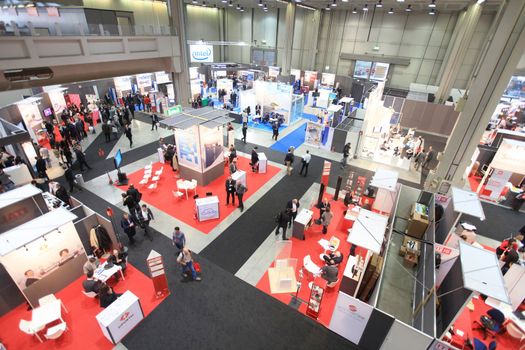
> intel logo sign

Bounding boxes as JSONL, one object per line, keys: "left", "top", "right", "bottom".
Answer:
{"left": 190, "top": 45, "right": 213, "bottom": 62}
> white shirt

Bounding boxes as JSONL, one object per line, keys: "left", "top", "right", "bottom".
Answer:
{"left": 141, "top": 209, "right": 149, "bottom": 221}
{"left": 292, "top": 202, "right": 297, "bottom": 213}
{"left": 303, "top": 153, "right": 311, "bottom": 164}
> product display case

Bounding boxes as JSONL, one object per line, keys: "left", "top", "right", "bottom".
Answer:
{"left": 306, "top": 280, "right": 325, "bottom": 319}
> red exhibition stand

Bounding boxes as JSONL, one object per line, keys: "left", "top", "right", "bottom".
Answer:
{"left": 147, "top": 250, "right": 170, "bottom": 298}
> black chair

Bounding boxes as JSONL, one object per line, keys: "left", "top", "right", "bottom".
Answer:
{"left": 473, "top": 308, "right": 505, "bottom": 339}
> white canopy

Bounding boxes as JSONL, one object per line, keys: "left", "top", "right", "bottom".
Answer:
{"left": 459, "top": 241, "right": 510, "bottom": 304}
{"left": 451, "top": 187, "right": 485, "bottom": 220}
{"left": 0, "top": 207, "right": 77, "bottom": 256}
{"left": 347, "top": 209, "right": 388, "bottom": 254}
{"left": 370, "top": 168, "right": 399, "bottom": 191}
{"left": 0, "top": 184, "right": 42, "bottom": 209}
{"left": 491, "top": 139, "right": 525, "bottom": 174}
{"left": 339, "top": 97, "right": 353, "bottom": 104}
{"left": 327, "top": 104, "right": 343, "bottom": 112}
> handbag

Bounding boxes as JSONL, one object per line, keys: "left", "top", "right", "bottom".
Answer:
{"left": 193, "top": 261, "right": 201, "bottom": 273}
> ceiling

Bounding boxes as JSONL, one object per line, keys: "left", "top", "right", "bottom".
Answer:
{"left": 184, "top": 0, "right": 503, "bottom": 13}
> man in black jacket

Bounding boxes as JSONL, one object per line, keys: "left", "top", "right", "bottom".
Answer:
{"left": 225, "top": 176, "right": 236, "bottom": 206}
{"left": 35, "top": 156, "right": 49, "bottom": 180}
{"left": 275, "top": 209, "right": 291, "bottom": 240}
{"left": 126, "top": 184, "right": 142, "bottom": 204}
{"left": 242, "top": 122, "right": 248, "bottom": 143}
{"left": 55, "top": 184, "right": 71, "bottom": 206}
{"left": 151, "top": 113, "right": 159, "bottom": 131}
{"left": 122, "top": 193, "right": 139, "bottom": 219}
{"left": 250, "top": 148, "right": 259, "bottom": 172}
{"left": 137, "top": 204, "right": 154, "bottom": 240}
{"left": 64, "top": 167, "right": 83, "bottom": 193}
{"left": 284, "top": 149, "right": 294, "bottom": 176}
{"left": 74, "top": 147, "right": 92, "bottom": 171}
{"left": 83, "top": 270, "right": 103, "bottom": 294}
{"left": 120, "top": 213, "right": 136, "bottom": 245}
{"left": 125, "top": 124, "right": 133, "bottom": 147}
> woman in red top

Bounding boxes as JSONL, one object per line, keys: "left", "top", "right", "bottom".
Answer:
{"left": 496, "top": 238, "right": 518, "bottom": 258}
{"left": 144, "top": 95, "right": 151, "bottom": 112}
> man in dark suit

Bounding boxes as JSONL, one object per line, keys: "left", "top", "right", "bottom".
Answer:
{"left": 83, "top": 270, "right": 102, "bottom": 294}
{"left": 138, "top": 204, "right": 154, "bottom": 240}
{"left": 120, "top": 213, "right": 137, "bottom": 245}
{"left": 225, "top": 176, "right": 236, "bottom": 206}
{"left": 126, "top": 184, "right": 142, "bottom": 204}
{"left": 275, "top": 209, "right": 291, "bottom": 240}
{"left": 35, "top": 156, "right": 49, "bottom": 180}
{"left": 286, "top": 198, "right": 300, "bottom": 228}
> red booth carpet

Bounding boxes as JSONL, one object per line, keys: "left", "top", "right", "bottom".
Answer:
{"left": 256, "top": 195, "right": 367, "bottom": 327}
{"left": 120, "top": 156, "right": 281, "bottom": 234}
{"left": 0, "top": 264, "right": 163, "bottom": 350}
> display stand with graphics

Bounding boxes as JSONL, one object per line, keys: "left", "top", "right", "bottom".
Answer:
{"left": 306, "top": 279, "right": 326, "bottom": 320}
{"left": 329, "top": 291, "right": 374, "bottom": 344}
{"left": 195, "top": 196, "right": 220, "bottom": 221}
{"left": 96, "top": 291, "right": 144, "bottom": 344}
{"left": 232, "top": 170, "right": 246, "bottom": 187}
{"left": 370, "top": 168, "right": 399, "bottom": 215}
{"left": 258, "top": 152, "right": 267, "bottom": 174}
{"left": 147, "top": 250, "right": 169, "bottom": 298}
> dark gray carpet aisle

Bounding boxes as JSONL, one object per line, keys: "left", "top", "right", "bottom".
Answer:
{"left": 67, "top": 189, "right": 357, "bottom": 350}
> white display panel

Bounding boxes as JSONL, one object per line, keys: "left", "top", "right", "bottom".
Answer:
{"left": 47, "top": 91, "right": 67, "bottom": 115}
{"left": 175, "top": 126, "right": 201, "bottom": 171}
{"left": 113, "top": 76, "right": 132, "bottom": 94}
{"left": 354, "top": 61, "right": 372, "bottom": 79}
{"left": 195, "top": 196, "right": 220, "bottom": 221}
{"left": 17, "top": 101, "right": 43, "bottom": 140}
{"left": 136, "top": 73, "right": 152, "bottom": 90}
{"left": 348, "top": 209, "right": 388, "bottom": 254}
{"left": 451, "top": 187, "right": 485, "bottom": 220}
{"left": 491, "top": 139, "right": 525, "bottom": 174}
{"left": 268, "top": 66, "right": 280, "bottom": 78}
{"left": 199, "top": 125, "right": 224, "bottom": 171}
{"left": 155, "top": 71, "right": 171, "bottom": 84}
{"left": 189, "top": 44, "right": 214, "bottom": 63}
{"left": 370, "top": 62, "right": 390, "bottom": 81}
{"left": 321, "top": 73, "right": 336, "bottom": 86}
{"left": 329, "top": 292, "right": 373, "bottom": 344}
{"left": 290, "top": 69, "right": 301, "bottom": 80}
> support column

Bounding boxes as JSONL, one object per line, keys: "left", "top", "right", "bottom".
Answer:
{"left": 168, "top": 0, "right": 191, "bottom": 107}
{"left": 426, "top": 0, "right": 525, "bottom": 192}
{"left": 302, "top": 10, "right": 321, "bottom": 70}
{"left": 435, "top": 3, "right": 482, "bottom": 103}
{"left": 281, "top": 2, "right": 296, "bottom": 75}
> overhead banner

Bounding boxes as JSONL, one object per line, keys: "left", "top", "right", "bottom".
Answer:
{"left": 155, "top": 71, "right": 171, "bottom": 84}
{"left": 189, "top": 44, "right": 214, "bottom": 63}
{"left": 321, "top": 73, "right": 336, "bottom": 87}
{"left": 136, "top": 73, "right": 152, "bottom": 90}
{"left": 113, "top": 76, "right": 132, "bottom": 93}
{"left": 329, "top": 292, "right": 373, "bottom": 344}
{"left": 290, "top": 69, "right": 301, "bottom": 80}
{"left": 268, "top": 66, "right": 280, "bottom": 78}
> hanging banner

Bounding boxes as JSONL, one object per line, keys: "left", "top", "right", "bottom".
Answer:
{"left": 155, "top": 71, "right": 171, "bottom": 84}
{"left": 189, "top": 44, "right": 214, "bottom": 63}
{"left": 290, "top": 69, "right": 301, "bottom": 81}
{"left": 321, "top": 73, "right": 336, "bottom": 87}
{"left": 136, "top": 73, "right": 152, "bottom": 90}
{"left": 113, "top": 76, "right": 132, "bottom": 94}
{"left": 329, "top": 292, "right": 373, "bottom": 344}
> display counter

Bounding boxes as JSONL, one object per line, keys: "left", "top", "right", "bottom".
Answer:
{"left": 232, "top": 170, "right": 246, "bottom": 187}
{"left": 96, "top": 290, "right": 144, "bottom": 344}
{"left": 258, "top": 152, "right": 267, "bottom": 174}
{"left": 292, "top": 208, "right": 313, "bottom": 240}
{"left": 195, "top": 196, "right": 220, "bottom": 221}
{"left": 339, "top": 255, "right": 364, "bottom": 297}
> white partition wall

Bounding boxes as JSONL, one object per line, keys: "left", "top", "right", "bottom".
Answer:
{"left": 379, "top": 319, "right": 434, "bottom": 350}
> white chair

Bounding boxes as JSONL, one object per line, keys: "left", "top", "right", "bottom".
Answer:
{"left": 152, "top": 174, "right": 161, "bottom": 182}
{"left": 145, "top": 163, "right": 152, "bottom": 170}
{"left": 329, "top": 236, "right": 341, "bottom": 251}
{"left": 45, "top": 322, "right": 67, "bottom": 340}
{"left": 82, "top": 290, "right": 98, "bottom": 298}
{"left": 148, "top": 181, "right": 158, "bottom": 191}
{"left": 39, "top": 294, "right": 68, "bottom": 313}
{"left": 139, "top": 178, "right": 149, "bottom": 186}
{"left": 155, "top": 167, "right": 164, "bottom": 176}
{"left": 19, "top": 319, "right": 43, "bottom": 342}
{"left": 172, "top": 190, "right": 184, "bottom": 200}
{"left": 177, "top": 179, "right": 188, "bottom": 199}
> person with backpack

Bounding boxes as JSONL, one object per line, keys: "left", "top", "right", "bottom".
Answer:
{"left": 284, "top": 148, "right": 294, "bottom": 176}
{"left": 275, "top": 209, "right": 291, "bottom": 241}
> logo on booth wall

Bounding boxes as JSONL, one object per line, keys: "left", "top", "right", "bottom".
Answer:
{"left": 348, "top": 304, "right": 358, "bottom": 312}
{"left": 190, "top": 45, "right": 213, "bottom": 63}
{"left": 120, "top": 312, "right": 130, "bottom": 322}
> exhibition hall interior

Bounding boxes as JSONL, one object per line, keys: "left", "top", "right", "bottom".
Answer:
{"left": 1, "top": 0, "right": 525, "bottom": 349}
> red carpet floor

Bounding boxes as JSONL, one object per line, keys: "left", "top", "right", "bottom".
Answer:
{"left": 120, "top": 156, "right": 281, "bottom": 234}
{"left": 449, "top": 296, "right": 522, "bottom": 350}
{"left": 0, "top": 264, "right": 163, "bottom": 350}
{"left": 256, "top": 195, "right": 368, "bottom": 327}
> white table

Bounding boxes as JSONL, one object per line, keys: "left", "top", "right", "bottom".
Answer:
{"left": 232, "top": 170, "right": 246, "bottom": 187}
{"left": 303, "top": 255, "right": 322, "bottom": 275}
{"left": 195, "top": 196, "right": 220, "bottom": 221}
{"left": 258, "top": 152, "right": 267, "bottom": 173}
{"left": 94, "top": 262, "right": 124, "bottom": 283}
{"left": 96, "top": 291, "right": 144, "bottom": 344}
{"left": 293, "top": 209, "right": 313, "bottom": 240}
{"left": 31, "top": 299, "right": 63, "bottom": 331}
{"left": 177, "top": 180, "right": 196, "bottom": 199}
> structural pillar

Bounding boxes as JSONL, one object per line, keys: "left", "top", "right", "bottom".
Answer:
{"left": 281, "top": 2, "right": 296, "bottom": 75}
{"left": 426, "top": 0, "right": 525, "bottom": 192}
{"left": 435, "top": 3, "right": 482, "bottom": 103}
{"left": 168, "top": 0, "right": 191, "bottom": 107}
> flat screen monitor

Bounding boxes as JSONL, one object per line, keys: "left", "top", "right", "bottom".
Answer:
{"left": 114, "top": 149, "right": 122, "bottom": 169}
{"left": 43, "top": 107, "right": 53, "bottom": 117}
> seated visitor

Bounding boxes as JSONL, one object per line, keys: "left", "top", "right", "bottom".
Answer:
{"left": 320, "top": 265, "right": 339, "bottom": 283}
{"left": 322, "top": 251, "right": 344, "bottom": 266}
{"left": 99, "top": 284, "right": 122, "bottom": 308}
{"left": 82, "top": 270, "right": 102, "bottom": 294}
{"left": 501, "top": 247, "right": 520, "bottom": 275}
{"left": 83, "top": 256, "right": 100, "bottom": 275}
{"left": 108, "top": 248, "right": 127, "bottom": 271}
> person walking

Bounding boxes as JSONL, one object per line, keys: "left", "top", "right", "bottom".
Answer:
{"left": 138, "top": 204, "right": 154, "bottom": 241}
{"left": 422, "top": 146, "right": 435, "bottom": 170}
{"left": 177, "top": 248, "right": 201, "bottom": 281}
{"left": 122, "top": 193, "right": 140, "bottom": 219}
{"left": 125, "top": 124, "right": 133, "bottom": 147}
{"left": 225, "top": 176, "right": 236, "bottom": 206}
{"left": 241, "top": 122, "right": 248, "bottom": 143}
{"left": 341, "top": 142, "right": 351, "bottom": 169}
{"left": 151, "top": 113, "right": 159, "bottom": 131}
{"left": 284, "top": 149, "right": 294, "bottom": 176}
{"left": 64, "top": 166, "right": 83, "bottom": 193}
{"left": 272, "top": 121, "right": 279, "bottom": 141}
{"left": 61, "top": 144, "right": 73, "bottom": 167}
{"left": 414, "top": 149, "right": 426, "bottom": 171}
{"left": 102, "top": 122, "right": 111, "bottom": 143}
{"left": 126, "top": 184, "right": 142, "bottom": 205}
{"left": 299, "top": 150, "right": 311, "bottom": 176}
{"left": 39, "top": 146, "right": 51, "bottom": 168}
{"left": 74, "top": 147, "right": 92, "bottom": 171}
{"left": 229, "top": 158, "right": 238, "bottom": 175}
{"left": 35, "top": 156, "right": 49, "bottom": 180}
{"left": 250, "top": 147, "right": 259, "bottom": 172}
{"left": 275, "top": 209, "right": 291, "bottom": 240}
{"left": 319, "top": 197, "right": 331, "bottom": 220}
{"left": 236, "top": 180, "right": 247, "bottom": 212}
{"left": 172, "top": 227, "right": 186, "bottom": 253}
{"left": 321, "top": 207, "right": 333, "bottom": 234}
{"left": 286, "top": 199, "right": 300, "bottom": 228}
{"left": 120, "top": 213, "right": 136, "bottom": 245}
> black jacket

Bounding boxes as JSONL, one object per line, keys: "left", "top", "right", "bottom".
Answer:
{"left": 284, "top": 152, "right": 294, "bottom": 163}
{"left": 225, "top": 179, "right": 236, "bottom": 193}
{"left": 64, "top": 168, "right": 75, "bottom": 182}
{"left": 286, "top": 200, "right": 300, "bottom": 212}
{"left": 277, "top": 210, "right": 290, "bottom": 226}
{"left": 126, "top": 187, "right": 142, "bottom": 203}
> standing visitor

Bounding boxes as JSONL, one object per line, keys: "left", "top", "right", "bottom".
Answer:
{"left": 74, "top": 146, "right": 92, "bottom": 171}
{"left": 286, "top": 199, "right": 300, "bottom": 228}
{"left": 250, "top": 147, "right": 259, "bottom": 172}
{"left": 64, "top": 166, "right": 83, "bottom": 193}
{"left": 151, "top": 113, "right": 159, "bottom": 131}
{"left": 423, "top": 146, "right": 435, "bottom": 170}
{"left": 225, "top": 176, "right": 236, "bottom": 206}
{"left": 138, "top": 204, "right": 154, "bottom": 241}
{"left": 299, "top": 150, "right": 311, "bottom": 177}
{"left": 284, "top": 149, "right": 294, "bottom": 176}
{"left": 236, "top": 180, "right": 247, "bottom": 212}
{"left": 275, "top": 209, "right": 290, "bottom": 241}
{"left": 242, "top": 122, "right": 248, "bottom": 143}
{"left": 35, "top": 156, "right": 49, "bottom": 180}
{"left": 341, "top": 143, "right": 351, "bottom": 169}
{"left": 321, "top": 207, "right": 333, "bottom": 234}
{"left": 272, "top": 122, "right": 279, "bottom": 141}
{"left": 172, "top": 227, "right": 186, "bottom": 253}
{"left": 120, "top": 213, "right": 136, "bottom": 245}
{"left": 125, "top": 124, "right": 133, "bottom": 147}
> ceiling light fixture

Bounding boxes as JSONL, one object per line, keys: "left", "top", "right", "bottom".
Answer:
{"left": 363, "top": 4, "right": 368, "bottom": 11}
{"left": 397, "top": 0, "right": 405, "bottom": 2}
{"left": 236, "top": 4, "right": 240, "bottom": 10}
{"left": 295, "top": 0, "right": 302, "bottom": 2}
{"left": 352, "top": 7, "right": 357, "bottom": 14}
{"left": 429, "top": 8, "right": 436, "bottom": 15}
{"left": 429, "top": 0, "right": 436, "bottom": 8}
{"left": 264, "top": 3, "right": 268, "bottom": 9}
{"left": 202, "top": 1, "right": 206, "bottom": 6}
{"left": 342, "top": 0, "right": 348, "bottom": 2}
{"left": 331, "top": 0, "right": 337, "bottom": 7}
{"left": 228, "top": 0, "right": 233, "bottom": 6}
{"left": 192, "top": 0, "right": 197, "bottom": 4}
{"left": 258, "top": 0, "right": 263, "bottom": 6}
{"left": 388, "top": 8, "right": 394, "bottom": 14}
{"left": 376, "top": 0, "right": 383, "bottom": 8}
{"left": 405, "top": 4, "right": 412, "bottom": 12}
{"left": 240, "top": 6, "right": 245, "bottom": 12}
{"left": 477, "top": 0, "right": 486, "bottom": 4}
{"left": 325, "top": 4, "right": 331, "bottom": 10}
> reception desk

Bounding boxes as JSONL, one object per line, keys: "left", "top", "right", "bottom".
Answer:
{"left": 96, "top": 291, "right": 144, "bottom": 344}
{"left": 293, "top": 209, "right": 314, "bottom": 240}
{"left": 258, "top": 152, "right": 268, "bottom": 174}
{"left": 232, "top": 170, "right": 247, "bottom": 187}
{"left": 195, "top": 196, "right": 220, "bottom": 221}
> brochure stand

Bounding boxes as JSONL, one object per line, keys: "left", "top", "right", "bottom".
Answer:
{"left": 306, "top": 278, "right": 326, "bottom": 319}
{"left": 147, "top": 250, "right": 169, "bottom": 298}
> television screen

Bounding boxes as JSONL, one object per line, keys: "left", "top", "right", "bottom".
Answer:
{"left": 43, "top": 107, "right": 53, "bottom": 117}
{"left": 114, "top": 149, "right": 122, "bottom": 169}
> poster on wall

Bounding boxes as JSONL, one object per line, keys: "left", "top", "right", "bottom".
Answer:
{"left": 268, "top": 66, "right": 280, "bottom": 78}
{"left": 304, "top": 71, "right": 318, "bottom": 87}
{"left": 321, "top": 73, "right": 336, "bottom": 87}
{"left": 18, "top": 102, "right": 43, "bottom": 140}
{"left": 370, "top": 62, "right": 390, "bottom": 82}
{"left": 48, "top": 91, "right": 67, "bottom": 115}
{"left": 175, "top": 126, "right": 201, "bottom": 171}
{"left": 136, "top": 73, "right": 152, "bottom": 91}
{"left": 305, "top": 121, "right": 323, "bottom": 147}
{"left": 155, "top": 71, "right": 172, "bottom": 84}
{"left": 354, "top": 61, "right": 372, "bottom": 79}
{"left": 200, "top": 125, "right": 224, "bottom": 171}
{"left": 114, "top": 76, "right": 132, "bottom": 94}
{"left": 329, "top": 292, "right": 374, "bottom": 344}
{"left": 189, "top": 44, "right": 214, "bottom": 63}
{"left": 1, "top": 221, "right": 85, "bottom": 292}
{"left": 290, "top": 69, "right": 301, "bottom": 81}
